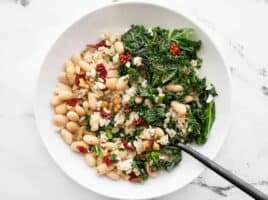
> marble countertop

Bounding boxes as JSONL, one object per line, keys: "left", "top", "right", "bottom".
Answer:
{"left": 1, "top": 0, "right": 268, "bottom": 199}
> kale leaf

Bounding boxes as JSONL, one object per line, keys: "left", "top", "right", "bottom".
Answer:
{"left": 132, "top": 156, "right": 149, "bottom": 181}
{"left": 122, "top": 25, "right": 202, "bottom": 87}
{"left": 138, "top": 105, "right": 166, "bottom": 127}
{"left": 146, "top": 151, "right": 161, "bottom": 171}
{"left": 84, "top": 114, "right": 91, "bottom": 131}
{"left": 160, "top": 147, "right": 182, "bottom": 171}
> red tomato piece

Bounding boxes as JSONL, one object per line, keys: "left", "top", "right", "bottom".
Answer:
{"left": 66, "top": 98, "right": 79, "bottom": 106}
{"left": 119, "top": 54, "right": 132, "bottom": 63}
{"left": 103, "top": 155, "right": 112, "bottom": 166}
{"left": 77, "top": 146, "right": 88, "bottom": 154}
{"left": 100, "top": 110, "right": 113, "bottom": 119}
{"left": 96, "top": 63, "right": 107, "bottom": 80}
{"left": 122, "top": 140, "right": 135, "bottom": 151}
{"left": 74, "top": 73, "right": 86, "bottom": 86}
{"left": 169, "top": 42, "right": 180, "bottom": 56}
{"left": 86, "top": 40, "right": 108, "bottom": 49}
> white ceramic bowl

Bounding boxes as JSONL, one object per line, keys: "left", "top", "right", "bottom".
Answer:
{"left": 34, "top": 2, "right": 232, "bottom": 199}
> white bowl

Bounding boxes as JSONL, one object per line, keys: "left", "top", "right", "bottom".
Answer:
{"left": 34, "top": 2, "right": 232, "bottom": 199}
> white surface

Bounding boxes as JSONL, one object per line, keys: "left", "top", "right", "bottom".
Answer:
{"left": 34, "top": 2, "right": 231, "bottom": 199}
{"left": 1, "top": 0, "right": 268, "bottom": 199}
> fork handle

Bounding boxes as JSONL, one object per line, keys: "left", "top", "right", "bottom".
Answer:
{"left": 174, "top": 143, "right": 268, "bottom": 200}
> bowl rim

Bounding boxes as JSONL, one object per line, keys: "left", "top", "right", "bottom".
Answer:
{"left": 34, "top": 1, "right": 232, "bottom": 199}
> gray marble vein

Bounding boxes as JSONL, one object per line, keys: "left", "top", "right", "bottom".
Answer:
{"left": 15, "top": 0, "right": 30, "bottom": 7}
{"left": 228, "top": 40, "right": 245, "bottom": 58}
{"left": 261, "top": 86, "right": 268, "bottom": 95}
{"left": 259, "top": 68, "right": 268, "bottom": 77}
{"left": 192, "top": 178, "right": 268, "bottom": 197}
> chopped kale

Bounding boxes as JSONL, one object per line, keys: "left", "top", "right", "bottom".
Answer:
{"left": 146, "top": 151, "right": 161, "bottom": 171}
{"left": 160, "top": 147, "right": 182, "bottom": 171}
{"left": 84, "top": 114, "right": 91, "bottom": 131}
{"left": 137, "top": 105, "right": 166, "bottom": 127}
{"left": 109, "top": 154, "right": 118, "bottom": 164}
{"left": 91, "top": 145, "right": 102, "bottom": 156}
{"left": 132, "top": 156, "right": 149, "bottom": 181}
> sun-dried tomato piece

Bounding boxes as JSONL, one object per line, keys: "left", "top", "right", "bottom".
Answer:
{"left": 123, "top": 104, "right": 132, "bottom": 113}
{"left": 74, "top": 73, "right": 86, "bottom": 85}
{"left": 87, "top": 40, "right": 108, "bottom": 49}
{"left": 103, "top": 155, "right": 112, "bottom": 166}
{"left": 169, "top": 42, "right": 180, "bottom": 56}
{"left": 119, "top": 54, "right": 132, "bottom": 63}
{"left": 66, "top": 98, "right": 79, "bottom": 106}
{"left": 100, "top": 110, "right": 113, "bottom": 119}
{"left": 122, "top": 140, "right": 135, "bottom": 151}
{"left": 128, "top": 172, "right": 142, "bottom": 182}
{"left": 77, "top": 146, "right": 88, "bottom": 154}
{"left": 96, "top": 63, "right": 107, "bottom": 80}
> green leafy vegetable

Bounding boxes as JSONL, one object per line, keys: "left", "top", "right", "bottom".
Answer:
{"left": 136, "top": 85, "right": 157, "bottom": 98}
{"left": 105, "top": 128, "right": 113, "bottom": 140}
{"left": 84, "top": 114, "right": 91, "bottom": 131}
{"left": 132, "top": 156, "right": 149, "bottom": 181}
{"left": 109, "top": 154, "right": 118, "bottom": 164}
{"left": 198, "top": 100, "right": 216, "bottom": 144}
{"left": 122, "top": 25, "right": 202, "bottom": 87}
{"left": 146, "top": 151, "right": 161, "bottom": 171}
{"left": 127, "top": 67, "right": 139, "bottom": 82}
{"left": 160, "top": 147, "right": 182, "bottom": 171}
{"left": 119, "top": 64, "right": 139, "bottom": 82}
{"left": 138, "top": 105, "right": 166, "bottom": 126}
{"left": 91, "top": 145, "right": 102, "bottom": 156}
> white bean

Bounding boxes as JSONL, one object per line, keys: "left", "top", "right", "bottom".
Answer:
{"left": 107, "top": 70, "right": 118, "bottom": 78}
{"left": 116, "top": 76, "right": 128, "bottom": 90}
{"left": 58, "top": 72, "right": 69, "bottom": 85}
{"left": 74, "top": 105, "right": 85, "bottom": 116}
{"left": 71, "top": 53, "right": 81, "bottom": 64}
{"left": 70, "top": 141, "right": 88, "bottom": 153}
{"left": 83, "top": 135, "right": 99, "bottom": 145}
{"left": 85, "top": 153, "right": 96, "bottom": 167}
{"left": 66, "top": 121, "right": 79, "bottom": 133}
{"left": 96, "top": 163, "right": 108, "bottom": 175}
{"left": 88, "top": 92, "right": 97, "bottom": 110}
{"left": 106, "top": 171, "right": 119, "bottom": 180}
{"left": 75, "top": 65, "right": 81, "bottom": 74}
{"left": 82, "top": 101, "right": 89, "bottom": 110}
{"left": 66, "top": 61, "right": 75, "bottom": 74}
{"left": 66, "top": 111, "right": 79, "bottom": 122}
{"left": 60, "top": 129, "right": 73, "bottom": 144}
{"left": 184, "top": 95, "right": 194, "bottom": 103}
{"left": 106, "top": 78, "right": 117, "bottom": 90}
{"left": 53, "top": 114, "right": 68, "bottom": 127}
{"left": 114, "top": 41, "right": 124, "bottom": 54}
{"left": 63, "top": 60, "right": 74, "bottom": 71}
{"left": 66, "top": 62, "right": 75, "bottom": 84}
{"left": 166, "top": 84, "right": 184, "bottom": 93}
{"left": 171, "top": 101, "right": 187, "bottom": 116}
{"left": 78, "top": 60, "right": 90, "bottom": 72}
{"left": 90, "top": 112, "right": 100, "bottom": 131}
{"left": 58, "top": 91, "right": 73, "bottom": 100}
{"left": 51, "top": 96, "right": 62, "bottom": 107}
{"left": 57, "top": 83, "right": 72, "bottom": 91}
{"left": 55, "top": 103, "right": 68, "bottom": 114}
{"left": 134, "top": 96, "right": 143, "bottom": 104}
{"left": 103, "top": 142, "right": 116, "bottom": 151}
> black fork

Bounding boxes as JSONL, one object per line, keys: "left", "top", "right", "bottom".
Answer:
{"left": 171, "top": 143, "right": 268, "bottom": 200}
